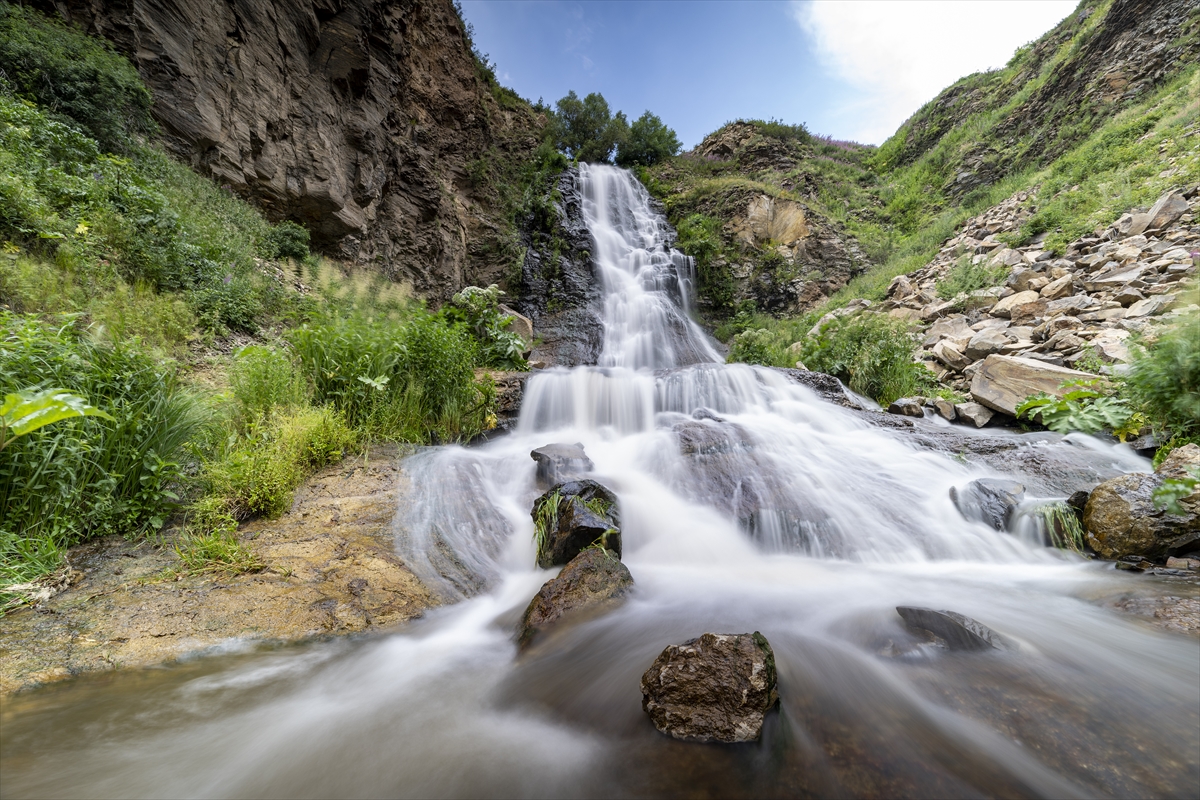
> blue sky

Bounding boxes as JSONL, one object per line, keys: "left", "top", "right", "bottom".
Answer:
{"left": 460, "top": 1, "right": 1078, "bottom": 147}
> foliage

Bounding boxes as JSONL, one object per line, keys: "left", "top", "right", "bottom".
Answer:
{"left": 0, "top": 386, "right": 112, "bottom": 450}
{"left": 674, "top": 213, "right": 734, "bottom": 311}
{"left": 1015, "top": 381, "right": 1135, "bottom": 436}
{"left": 445, "top": 284, "right": 528, "bottom": 370}
{"left": 615, "top": 111, "right": 682, "bottom": 168}
{"left": 550, "top": 91, "right": 628, "bottom": 164}
{"left": 1153, "top": 466, "right": 1200, "bottom": 517}
{"left": 0, "top": 4, "right": 155, "bottom": 153}
{"left": 262, "top": 220, "right": 311, "bottom": 261}
{"left": 229, "top": 345, "right": 307, "bottom": 425}
{"left": 795, "top": 314, "right": 936, "bottom": 404}
{"left": 532, "top": 488, "right": 563, "bottom": 559}
{"left": 727, "top": 328, "right": 775, "bottom": 366}
{"left": 1124, "top": 314, "right": 1200, "bottom": 442}
{"left": 1036, "top": 501, "right": 1085, "bottom": 553}
{"left": 0, "top": 313, "right": 204, "bottom": 584}
{"left": 288, "top": 310, "right": 492, "bottom": 443}
{"left": 935, "top": 256, "right": 1010, "bottom": 299}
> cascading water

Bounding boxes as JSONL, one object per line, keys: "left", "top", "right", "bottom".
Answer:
{"left": 2, "top": 166, "right": 1196, "bottom": 799}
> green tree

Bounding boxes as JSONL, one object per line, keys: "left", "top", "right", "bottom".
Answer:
{"left": 616, "top": 111, "right": 682, "bottom": 167}
{"left": 551, "top": 91, "right": 628, "bottom": 163}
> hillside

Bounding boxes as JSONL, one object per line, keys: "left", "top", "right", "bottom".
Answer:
{"left": 649, "top": 0, "right": 1200, "bottom": 329}
{"left": 29, "top": 0, "right": 548, "bottom": 300}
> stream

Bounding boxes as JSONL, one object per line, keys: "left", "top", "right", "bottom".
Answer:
{"left": 1, "top": 165, "right": 1197, "bottom": 799}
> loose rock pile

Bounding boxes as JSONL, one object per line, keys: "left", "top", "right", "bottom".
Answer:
{"left": 875, "top": 186, "right": 1199, "bottom": 424}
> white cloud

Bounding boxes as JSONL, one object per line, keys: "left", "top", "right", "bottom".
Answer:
{"left": 792, "top": 0, "right": 1078, "bottom": 144}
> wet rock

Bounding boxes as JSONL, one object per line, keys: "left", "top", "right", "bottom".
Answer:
{"left": 887, "top": 397, "right": 925, "bottom": 417}
{"left": 640, "top": 632, "right": 778, "bottom": 743}
{"left": 950, "top": 478, "right": 1025, "bottom": 530}
{"left": 970, "top": 355, "right": 1097, "bottom": 417}
{"left": 530, "top": 443, "right": 594, "bottom": 490}
{"left": 896, "top": 607, "right": 1012, "bottom": 651}
{"left": 533, "top": 480, "right": 621, "bottom": 569}
{"left": 954, "top": 402, "right": 994, "bottom": 428}
{"left": 773, "top": 368, "right": 866, "bottom": 409}
{"left": 1083, "top": 445, "right": 1200, "bottom": 560}
{"left": 517, "top": 547, "right": 633, "bottom": 650}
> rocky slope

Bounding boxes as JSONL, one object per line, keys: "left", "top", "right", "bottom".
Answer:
{"left": 35, "top": 0, "right": 544, "bottom": 300}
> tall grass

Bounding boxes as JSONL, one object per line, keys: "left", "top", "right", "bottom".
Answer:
{"left": 0, "top": 313, "right": 204, "bottom": 584}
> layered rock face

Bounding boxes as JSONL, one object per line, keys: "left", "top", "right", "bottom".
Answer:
{"left": 38, "top": 0, "right": 542, "bottom": 300}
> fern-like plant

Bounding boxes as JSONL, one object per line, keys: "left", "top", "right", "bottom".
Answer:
{"left": 1015, "top": 380, "right": 1136, "bottom": 437}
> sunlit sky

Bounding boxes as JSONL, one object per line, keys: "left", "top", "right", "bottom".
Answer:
{"left": 460, "top": 0, "right": 1079, "bottom": 147}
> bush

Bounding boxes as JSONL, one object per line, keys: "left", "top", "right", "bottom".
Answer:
{"left": 229, "top": 345, "right": 307, "bottom": 425}
{"left": 0, "top": 313, "right": 204, "bottom": 583}
{"left": 1125, "top": 313, "right": 1200, "bottom": 444}
{"left": 727, "top": 328, "right": 775, "bottom": 366}
{"left": 796, "top": 313, "right": 936, "bottom": 404}
{"left": 0, "top": 5, "right": 155, "bottom": 153}
{"left": 445, "top": 284, "right": 527, "bottom": 370}
{"left": 262, "top": 220, "right": 311, "bottom": 261}
{"left": 615, "top": 111, "right": 682, "bottom": 168}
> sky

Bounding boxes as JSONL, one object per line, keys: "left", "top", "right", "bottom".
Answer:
{"left": 459, "top": 0, "right": 1079, "bottom": 147}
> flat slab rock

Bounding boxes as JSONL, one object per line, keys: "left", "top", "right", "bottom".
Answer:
{"left": 517, "top": 547, "right": 632, "bottom": 650}
{"left": 897, "top": 607, "right": 1013, "bottom": 652}
{"left": 970, "top": 355, "right": 1097, "bottom": 417}
{"left": 641, "top": 631, "right": 779, "bottom": 743}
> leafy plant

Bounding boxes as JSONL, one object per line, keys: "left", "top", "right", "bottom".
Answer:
{"left": 795, "top": 314, "right": 937, "bottom": 404}
{"left": 1125, "top": 314, "right": 1200, "bottom": 444}
{"left": 1015, "top": 380, "right": 1134, "bottom": 436}
{"left": 935, "top": 256, "right": 1010, "bottom": 300}
{"left": 262, "top": 220, "right": 311, "bottom": 261}
{"left": 1153, "top": 466, "right": 1200, "bottom": 516}
{"left": 445, "top": 284, "right": 528, "bottom": 370}
{"left": 532, "top": 489, "right": 563, "bottom": 560}
{"left": 0, "top": 386, "right": 112, "bottom": 451}
{"left": 616, "top": 111, "right": 682, "bottom": 168}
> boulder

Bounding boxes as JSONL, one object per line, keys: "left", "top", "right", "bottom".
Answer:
{"left": 517, "top": 547, "right": 633, "bottom": 650}
{"left": 1090, "top": 330, "right": 1131, "bottom": 363}
{"left": 1125, "top": 294, "right": 1176, "bottom": 318}
{"left": 1146, "top": 190, "right": 1190, "bottom": 232}
{"left": 896, "top": 607, "right": 1012, "bottom": 651}
{"left": 950, "top": 478, "right": 1025, "bottom": 530}
{"left": 887, "top": 397, "right": 925, "bottom": 417}
{"left": 498, "top": 304, "right": 534, "bottom": 347}
{"left": 530, "top": 443, "right": 594, "bottom": 489}
{"left": 964, "top": 328, "right": 1010, "bottom": 361}
{"left": 1083, "top": 264, "right": 1145, "bottom": 292}
{"left": 640, "top": 632, "right": 778, "bottom": 743}
{"left": 533, "top": 480, "right": 621, "bottom": 568}
{"left": 969, "top": 355, "right": 1097, "bottom": 417}
{"left": 1083, "top": 445, "right": 1200, "bottom": 560}
{"left": 922, "top": 316, "right": 973, "bottom": 347}
{"left": 933, "top": 398, "right": 957, "bottom": 421}
{"left": 991, "top": 290, "right": 1040, "bottom": 318}
{"left": 1040, "top": 274, "right": 1075, "bottom": 300}
{"left": 954, "top": 401, "right": 995, "bottom": 428}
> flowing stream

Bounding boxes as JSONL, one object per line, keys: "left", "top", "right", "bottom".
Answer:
{"left": 2, "top": 165, "right": 1197, "bottom": 799}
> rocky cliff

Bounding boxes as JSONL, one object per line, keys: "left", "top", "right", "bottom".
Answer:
{"left": 35, "top": 0, "right": 544, "bottom": 300}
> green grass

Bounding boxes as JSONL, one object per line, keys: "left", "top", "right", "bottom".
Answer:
{"left": 936, "top": 256, "right": 1010, "bottom": 300}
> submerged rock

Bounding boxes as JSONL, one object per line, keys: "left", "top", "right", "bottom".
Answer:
{"left": 530, "top": 443, "right": 594, "bottom": 489}
{"left": 532, "top": 480, "right": 621, "bottom": 568}
{"left": 950, "top": 479, "right": 1026, "bottom": 530}
{"left": 896, "top": 607, "right": 1012, "bottom": 651}
{"left": 517, "top": 547, "right": 633, "bottom": 650}
{"left": 1083, "top": 444, "right": 1200, "bottom": 560}
{"left": 641, "top": 632, "right": 779, "bottom": 743}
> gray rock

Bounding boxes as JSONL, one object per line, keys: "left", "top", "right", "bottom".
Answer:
{"left": 1040, "top": 274, "right": 1075, "bottom": 300}
{"left": 1125, "top": 294, "right": 1176, "bottom": 318}
{"left": 965, "top": 328, "right": 1010, "bottom": 360}
{"left": 954, "top": 402, "right": 995, "bottom": 428}
{"left": 498, "top": 304, "right": 534, "bottom": 348}
{"left": 1083, "top": 445, "right": 1200, "bottom": 560}
{"left": 641, "top": 632, "right": 778, "bottom": 743}
{"left": 933, "top": 398, "right": 957, "bottom": 421}
{"left": 932, "top": 340, "right": 972, "bottom": 372}
{"left": 896, "top": 607, "right": 1012, "bottom": 651}
{"left": 530, "top": 442, "right": 594, "bottom": 490}
{"left": 533, "top": 480, "right": 620, "bottom": 568}
{"left": 950, "top": 478, "right": 1025, "bottom": 530}
{"left": 969, "top": 355, "right": 1097, "bottom": 417}
{"left": 518, "top": 547, "right": 633, "bottom": 650}
{"left": 887, "top": 397, "right": 925, "bottom": 417}
{"left": 1146, "top": 190, "right": 1190, "bottom": 232}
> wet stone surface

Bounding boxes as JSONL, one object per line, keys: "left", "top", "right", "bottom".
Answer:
{"left": 0, "top": 446, "right": 437, "bottom": 695}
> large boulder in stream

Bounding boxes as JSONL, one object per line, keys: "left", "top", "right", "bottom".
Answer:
{"left": 1083, "top": 444, "right": 1200, "bottom": 560}
{"left": 533, "top": 480, "right": 621, "bottom": 568}
{"left": 530, "top": 443, "right": 594, "bottom": 490}
{"left": 517, "top": 547, "right": 633, "bottom": 650}
{"left": 641, "top": 632, "right": 779, "bottom": 743}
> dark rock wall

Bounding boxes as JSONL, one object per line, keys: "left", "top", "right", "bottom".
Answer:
{"left": 37, "top": 0, "right": 543, "bottom": 300}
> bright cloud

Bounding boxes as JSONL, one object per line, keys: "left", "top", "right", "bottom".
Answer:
{"left": 792, "top": 1, "right": 1078, "bottom": 144}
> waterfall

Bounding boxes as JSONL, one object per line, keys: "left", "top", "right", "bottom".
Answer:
{"left": 4, "top": 167, "right": 1195, "bottom": 800}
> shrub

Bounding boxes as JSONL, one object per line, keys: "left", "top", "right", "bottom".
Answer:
{"left": 0, "top": 5, "right": 155, "bottom": 153}
{"left": 616, "top": 111, "right": 682, "bottom": 168}
{"left": 229, "top": 345, "right": 307, "bottom": 425}
{"left": 0, "top": 313, "right": 204, "bottom": 583}
{"left": 1125, "top": 315, "right": 1200, "bottom": 441}
{"left": 727, "top": 328, "right": 775, "bottom": 366}
{"left": 445, "top": 284, "right": 528, "bottom": 370}
{"left": 796, "top": 313, "right": 936, "bottom": 404}
{"left": 262, "top": 220, "right": 311, "bottom": 261}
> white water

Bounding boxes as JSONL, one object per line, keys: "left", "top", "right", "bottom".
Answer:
{"left": 3, "top": 165, "right": 1197, "bottom": 799}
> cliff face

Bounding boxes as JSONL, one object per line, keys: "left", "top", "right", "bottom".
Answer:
{"left": 37, "top": 0, "right": 543, "bottom": 299}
